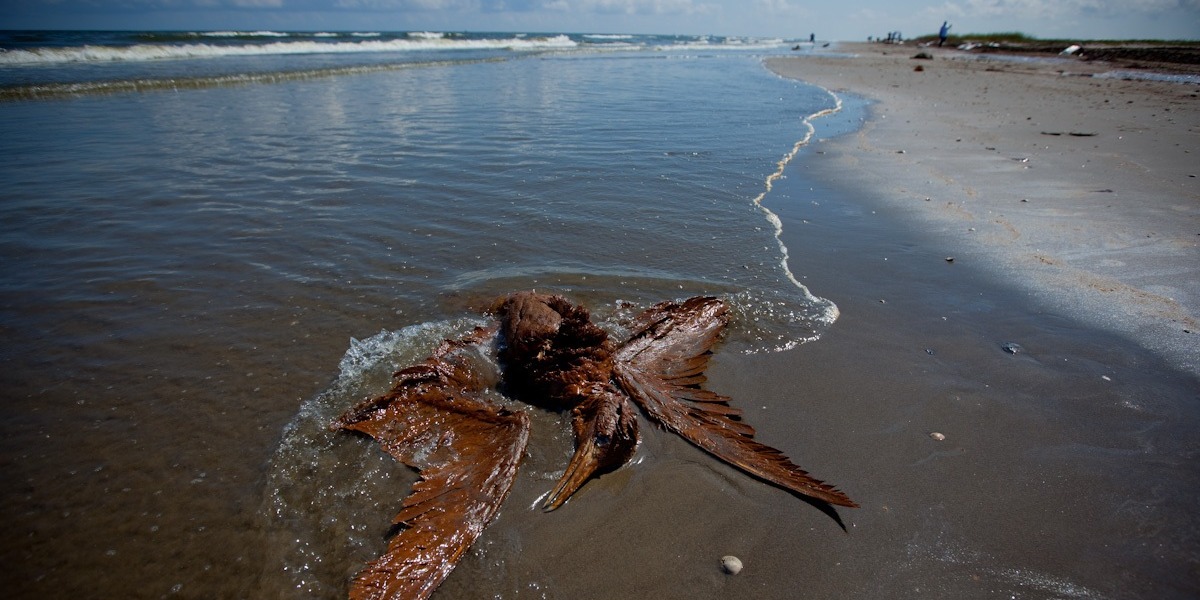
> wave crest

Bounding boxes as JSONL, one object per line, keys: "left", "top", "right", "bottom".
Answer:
{"left": 0, "top": 34, "right": 578, "bottom": 65}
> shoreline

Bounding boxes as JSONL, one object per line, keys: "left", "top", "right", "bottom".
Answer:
{"left": 679, "top": 42, "right": 1200, "bottom": 598}
{"left": 712, "top": 163, "right": 1200, "bottom": 597}
{"left": 766, "top": 43, "right": 1199, "bottom": 377}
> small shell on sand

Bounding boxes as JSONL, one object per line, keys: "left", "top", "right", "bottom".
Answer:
{"left": 929, "top": 432, "right": 946, "bottom": 441}
{"left": 721, "top": 555, "right": 743, "bottom": 575}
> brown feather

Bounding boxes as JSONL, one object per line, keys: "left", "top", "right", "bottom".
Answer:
{"left": 333, "top": 329, "right": 530, "bottom": 600}
{"left": 614, "top": 297, "right": 857, "bottom": 508}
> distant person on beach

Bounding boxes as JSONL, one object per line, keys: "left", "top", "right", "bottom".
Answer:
{"left": 939, "top": 21, "right": 951, "bottom": 46}
{"left": 810, "top": 33, "right": 815, "bottom": 43}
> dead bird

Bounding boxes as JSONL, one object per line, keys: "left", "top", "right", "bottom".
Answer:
{"left": 332, "top": 291, "right": 857, "bottom": 600}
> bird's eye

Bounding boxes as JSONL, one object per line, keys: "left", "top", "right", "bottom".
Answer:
{"left": 595, "top": 434, "right": 611, "bottom": 447}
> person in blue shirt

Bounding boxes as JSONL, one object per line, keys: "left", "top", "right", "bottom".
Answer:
{"left": 939, "top": 21, "right": 951, "bottom": 47}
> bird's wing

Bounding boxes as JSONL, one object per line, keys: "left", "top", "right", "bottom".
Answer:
{"left": 333, "top": 329, "right": 530, "bottom": 600}
{"left": 614, "top": 297, "right": 856, "bottom": 508}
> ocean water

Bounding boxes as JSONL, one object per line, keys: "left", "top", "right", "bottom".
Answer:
{"left": 0, "top": 31, "right": 846, "bottom": 598}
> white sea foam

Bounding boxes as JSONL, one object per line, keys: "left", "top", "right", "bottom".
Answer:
{"left": 747, "top": 80, "right": 846, "bottom": 341}
{"left": 335, "top": 318, "right": 486, "bottom": 384}
{"left": 0, "top": 35, "right": 578, "bottom": 65}
{"left": 197, "top": 30, "right": 290, "bottom": 37}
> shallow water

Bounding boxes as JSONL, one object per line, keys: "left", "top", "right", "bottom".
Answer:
{"left": 0, "top": 32, "right": 846, "bottom": 598}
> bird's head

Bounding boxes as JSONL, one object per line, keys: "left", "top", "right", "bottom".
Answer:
{"left": 542, "top": 386, "right": 639, "bottom": 510}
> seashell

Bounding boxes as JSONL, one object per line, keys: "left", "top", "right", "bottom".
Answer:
{"left": 721, "top": 555, "right": 743, "bottom": 575}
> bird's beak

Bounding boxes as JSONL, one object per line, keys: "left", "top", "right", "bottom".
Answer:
{"left": 543, "top": 433, "right": 606, "bottom": 511}
{"left": 542, "top": 389, "right": 639, "bottom": 511}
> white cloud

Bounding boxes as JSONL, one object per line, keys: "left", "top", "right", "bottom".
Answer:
{"left": 229, "top": 0, "right": 283, "bottom": 7}
{"left": 947, "top": 0, "right": 1197, "bottom": 18}
{"left": 545, "top": 0, "right": 713, "bottom": 16}
{"left": 333, "top": 0, "right": 482, "bottom": 9}
{"left": 962, "top": 0, "right": 1096, "bottom": 18}
{"left": 756, "top": 0, "right": 789, "bottom": 12}
{"left": 848, "top": 7, "right": 886, "bottom": 21}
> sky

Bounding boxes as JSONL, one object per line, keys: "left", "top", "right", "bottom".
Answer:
{"left": 3, "top": 0, "right": 1199, "bottom": 41}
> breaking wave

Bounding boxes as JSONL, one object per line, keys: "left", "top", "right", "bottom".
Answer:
{"left": 0, "top": 34, "right": 577, "bottom": 65}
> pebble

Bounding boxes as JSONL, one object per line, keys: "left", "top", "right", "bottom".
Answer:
{"left": 929, "top": 432, "right": 946, "bottom": 441}
{"left": 721, "top": 555, "right": 743, "bottom": 575}
{"left": 1002, "top": 342, "right": 1023, "bottom": 354}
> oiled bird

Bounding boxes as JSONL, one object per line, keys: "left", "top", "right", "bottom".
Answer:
{"left": 493, "top": 291, "right": 640, "bottom": 510}
{"left": 331, "top": 291, "right": 856, "bottom": 600}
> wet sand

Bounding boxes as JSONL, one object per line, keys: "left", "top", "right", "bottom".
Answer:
{"left": 667, "top": 44, "right": 1200, "bottom": 598}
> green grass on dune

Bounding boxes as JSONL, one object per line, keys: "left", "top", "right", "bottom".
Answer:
{"left": 910, "top": 32, "right": 1200, "bottom": 46}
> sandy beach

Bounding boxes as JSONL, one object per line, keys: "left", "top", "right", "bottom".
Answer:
{"left": 769, "top": 43, "right": 1199, "bottom": 376}
{"left": 679, "top": 43, "right": 1200, "bottom": 598}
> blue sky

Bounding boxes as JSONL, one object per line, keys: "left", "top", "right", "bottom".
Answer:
{"left": 3, "top": 0, "right": 1198, "bottom": 40}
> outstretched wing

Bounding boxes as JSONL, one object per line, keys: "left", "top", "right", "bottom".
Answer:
{"left": 333, "top": 329, "right": 531, "bottom": 600}
{"left": 613, "top": 297, "right": 857, "bottom": 508}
